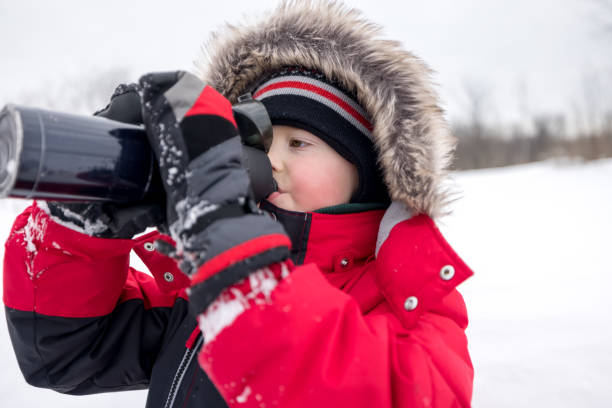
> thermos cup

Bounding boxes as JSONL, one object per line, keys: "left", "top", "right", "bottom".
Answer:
{"left": 0, "top": 97, "right": 276, "bottom": 204}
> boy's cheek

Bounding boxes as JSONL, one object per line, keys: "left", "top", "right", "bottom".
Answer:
{"left": 290, "top": 164, "right": 326, "bottom": 199}
{"left": 291, "top": 168, "right": 350, "bottom": 210}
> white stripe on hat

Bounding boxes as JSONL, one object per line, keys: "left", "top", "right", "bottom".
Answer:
{"left": 253, "top": 75, "right": 373, "bottom": 140}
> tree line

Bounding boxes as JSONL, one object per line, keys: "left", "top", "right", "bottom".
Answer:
{"left": 452, "top": 112, "right": 612, "bottom": 170}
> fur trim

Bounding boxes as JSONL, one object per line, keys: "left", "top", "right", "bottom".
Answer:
{"left": 196, "top": 0, "right": 456, "bottom": 217}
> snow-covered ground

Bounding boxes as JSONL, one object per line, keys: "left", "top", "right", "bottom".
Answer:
{"left": 439, "top": 158, "right": 612, "bottom": 407}
{"left": 1, "top": 159, "right": 611, "bottom": 407}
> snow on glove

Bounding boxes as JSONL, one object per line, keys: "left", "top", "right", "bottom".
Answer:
{"left": 139, "top": 71, "right": 291, "bottom": 314}
{"left": 43, "top": 83, "right": 165, "bottom": 239}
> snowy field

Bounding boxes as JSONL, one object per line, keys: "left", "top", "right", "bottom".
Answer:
{"left": 1, "top": 159, "right": 611, "bottom": 407}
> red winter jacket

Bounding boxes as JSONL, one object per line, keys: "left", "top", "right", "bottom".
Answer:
{"left": 3, "top": 202, "right": 473, "bottom": 407}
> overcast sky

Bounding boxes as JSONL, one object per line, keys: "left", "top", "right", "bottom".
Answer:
{"left": 1, "top": 0, "right": 611, "bottom": 125}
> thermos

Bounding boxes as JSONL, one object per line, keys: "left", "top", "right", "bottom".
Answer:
{"left": 0, "top": 97, "right": 275, "bottom": 204}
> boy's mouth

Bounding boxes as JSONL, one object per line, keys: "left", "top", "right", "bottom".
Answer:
{"left": 267, "top": 191, "right": 282, "bottom": 201}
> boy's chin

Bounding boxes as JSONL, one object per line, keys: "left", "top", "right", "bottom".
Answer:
{"left": 266, "top": 193, "right": 305, "bottom": 213}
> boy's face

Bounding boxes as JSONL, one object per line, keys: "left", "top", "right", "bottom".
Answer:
{"left": 266, "top": 125, "right": 358, "bottom": 212}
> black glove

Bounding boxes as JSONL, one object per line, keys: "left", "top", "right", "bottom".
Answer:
{"left": 45, "top": 84, "right": 165, "bottom": 239}
{"left": 139, "top": 71, "right": 290, "bottom": 312}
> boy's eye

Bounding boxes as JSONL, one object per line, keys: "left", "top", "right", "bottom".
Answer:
{"left": 289, "top": 139, "right": 308, "bottom": 148}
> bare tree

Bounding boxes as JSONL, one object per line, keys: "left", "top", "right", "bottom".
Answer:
{"left": 592, "top": 0, "right": 612, "bottom": 33}
{"left": 450, "top": 0, "right": 612, "bottom": 170}
{"left": 453, "top": 80, "right": 492, "bottom": 169}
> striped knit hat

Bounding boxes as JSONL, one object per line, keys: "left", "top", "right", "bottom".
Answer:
{"left": 253, "top": 67, "right": 388, "bottom": 204}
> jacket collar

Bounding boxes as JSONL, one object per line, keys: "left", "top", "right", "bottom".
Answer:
{"left": 259, "top": 200, "right": 385, "bottom": 272}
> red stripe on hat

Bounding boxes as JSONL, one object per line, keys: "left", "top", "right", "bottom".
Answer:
{"left": 254, "top": 81, "right": 373, "bottom": 132}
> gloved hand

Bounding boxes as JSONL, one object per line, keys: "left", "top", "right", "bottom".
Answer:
{"left": 139, "top": 71, "right": 290, "bottom": 313}
{"left": 44, "top": 84, "right": 165, "bottom": 239}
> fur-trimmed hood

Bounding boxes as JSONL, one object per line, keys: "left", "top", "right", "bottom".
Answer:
{"left": 196, "top": 0, "right": 456, "bottom": 218}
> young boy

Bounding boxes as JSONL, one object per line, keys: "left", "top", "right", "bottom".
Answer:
{"left": 3, "top": 1, "right": 474, "bottom": 407}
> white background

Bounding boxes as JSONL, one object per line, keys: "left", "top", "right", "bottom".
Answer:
{"left": 1, "top": 0, "right": 611, "bottom": 124}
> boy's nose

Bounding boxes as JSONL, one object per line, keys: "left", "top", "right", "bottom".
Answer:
{"left": 266, "top": 139, "right": 281, "bottom": 172}
{"left": 267, "top": 153, "right": 281, "bottom": 173}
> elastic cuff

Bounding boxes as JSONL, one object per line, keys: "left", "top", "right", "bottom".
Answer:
{"left": 188, "top": 244, "right": 290, "bottom": 316}
{"left": 191, "top": 233, "right": 291, "bottom": 285}
{"left": 196, "top": 261, "right": 292, "bottom": 344}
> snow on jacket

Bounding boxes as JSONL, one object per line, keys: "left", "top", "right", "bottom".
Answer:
{"left": 4, "top": 199, "right": 473, "bottom": 407}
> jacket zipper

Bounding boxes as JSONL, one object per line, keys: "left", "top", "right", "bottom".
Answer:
{"left": 164, "top": 333, "right": 203, "bottom": 408}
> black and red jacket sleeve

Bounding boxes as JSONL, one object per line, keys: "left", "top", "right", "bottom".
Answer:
{"left": 2, "top": 203, "right": 189, "bottom": 394}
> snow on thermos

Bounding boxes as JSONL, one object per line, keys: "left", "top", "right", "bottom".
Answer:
{"left": 0, "top": 95, "right": 276, "bottom": 203}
